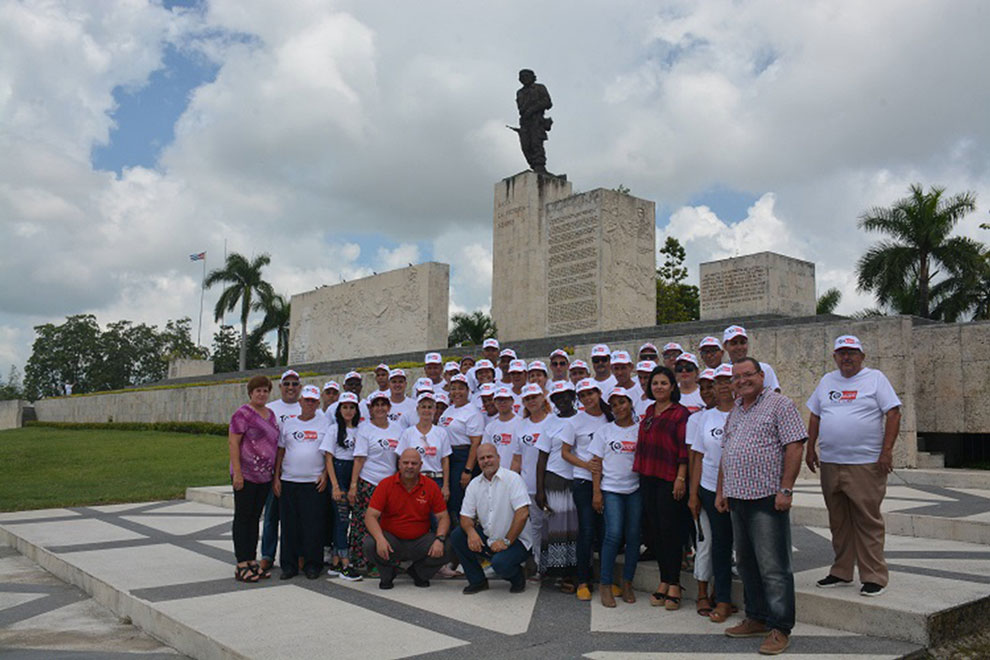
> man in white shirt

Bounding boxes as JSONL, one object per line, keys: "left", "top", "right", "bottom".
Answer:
{"left": 568, "top": 359, "right": 590, "bottom": 385}
{"left": 548, "top": 349, "right": 570, "bottom": 383}
{"left": 424, "top": 352, "right": 445, "bottom": 394}
{"left": 806, "top": 335, "right": 902, "bottom": 597}
{"left": 723, "top": 325, "right": 781, "bottom": 392}
{"left": 371, "top": 363, "right": 390, "bottom": 400}
{"left": 698, "top": 336, "right": 725, "bottom": 370}
{"left": 590, "top": 344, "right": 617, "bottom": 397}
{"left": 468, "top": 338, "right": 503, "bottom": 390}
{"left": 387, "top": 369, "right": 417, "bottom": 429}
{"left": 610, "top": 350, "right": 641, "bottom": 401}
{"left": 451, "top": 443, "right": 531, "bottom": 594}
{"left": 261, "top": 370, "right": 303, "bottom": 571}
{"left": 497, "top": 348, "right": 516, "bottom": 385}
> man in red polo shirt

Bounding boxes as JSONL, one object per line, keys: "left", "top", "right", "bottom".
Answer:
{"left": 364, "top": 448, "right": 452, "bottom": 589}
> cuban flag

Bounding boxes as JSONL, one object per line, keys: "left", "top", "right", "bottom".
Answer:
{"left": 189, "top": 252, "right": 206, "bottom": 261}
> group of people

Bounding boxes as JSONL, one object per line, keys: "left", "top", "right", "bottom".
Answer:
{"left": 227, "top": 324, "right": 901, "bottom": 656}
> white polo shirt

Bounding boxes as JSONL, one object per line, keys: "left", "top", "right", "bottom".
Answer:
{"left": 460, "top": 467, "right": 533, "bottom": 550}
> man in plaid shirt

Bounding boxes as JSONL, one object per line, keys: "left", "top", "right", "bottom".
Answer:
{"left": 716, "top": 357, "right": 807, "bottom": 656}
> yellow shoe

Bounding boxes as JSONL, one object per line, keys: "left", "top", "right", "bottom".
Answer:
{"left": 576, "top": 584, "right": 592, "bottom": 601}
{"left": 611, "top": 583, "right": 623, "bottom": 596}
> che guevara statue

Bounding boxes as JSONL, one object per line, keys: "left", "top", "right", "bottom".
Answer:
{"left": 512, "top": 69, "right": 553, "bottom": 173}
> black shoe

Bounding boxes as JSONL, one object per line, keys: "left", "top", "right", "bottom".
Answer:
{"left": 408, "top": 568, "right": 430, "bottom": 588}
{"left": 463, "top": 580, "right": 490, "bottom": 595}
{"left": 279, "top": 569, "right": 298, "bottom": 580}
{"left": 304, "top": 567, "right": 321, "bottom": 580}
{"left": 860, "top": 582, "right": 886, "bottom": 597}
{"left": 509, "top": 578, "right": 526, "bottom": 594}
{"left": 816, "top": 574, "right": 852, "bottom": 588}
{"left": 379, "top": 577, "right": 394, "bottom": 590}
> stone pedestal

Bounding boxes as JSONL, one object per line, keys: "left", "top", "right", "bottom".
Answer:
{"left": 167, "top": 359, "right": 214, "bottom": 380}
{"left": 699, "top": 251, "right": 815, "bottom": 320}
{"left": 491, "top": 172, "right": 656, "bottom": 341}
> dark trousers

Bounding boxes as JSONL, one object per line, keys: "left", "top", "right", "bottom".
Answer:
{"left": 730, "top": 496, "right": 795, "bottom": 635}
{"left": 451, "top": 524, "right": 527, "bottom": 588}
{"left": 699, "top": 486, "right": 734, "bottom": 605}
{"left": 572, "top": 478, "right": 603, "bottom": 584}
{"left": 329, "top": 458, "right": 354, "bottom": 559}
{"left": 362, "top": 530, "right": 451, "bottom": 582}
{"left": 261, "top": 488, "right": 279, "bottom": 561}
{"left": 447, "top": 446, "right": 471, "bottom": 521}
{"left": 641, "top": 476, "right": 687, "bottom": 585}
{"left": 279, "top": 480, "right": 327, "bottom": 573}
{"left": 232, "top": 479, "right": 271, "bottom": 562}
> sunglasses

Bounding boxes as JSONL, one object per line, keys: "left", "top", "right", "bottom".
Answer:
{"left": 674, "top": 365, "right": 696, "bottom": 373}
{"left": 591, "top": 357, "right": 610, "bottom": 363}
{"left": 550, "top": 360, "right": 568, "bottom": 367}
{"left": 282, "top": 381, "right": 300, "bottom": 386}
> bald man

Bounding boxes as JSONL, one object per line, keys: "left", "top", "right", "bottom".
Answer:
{"left": 364, "top": 449, "right": 452, "bottom": 589}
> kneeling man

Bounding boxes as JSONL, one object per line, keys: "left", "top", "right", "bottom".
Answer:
{"left": 452, "top": 443, "right": 531, "bottom": 594}
{"left": 364, "top": 449, "right": 452, "bottom": 589}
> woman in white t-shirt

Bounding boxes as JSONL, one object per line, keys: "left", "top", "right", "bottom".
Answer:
{"left": 483, "top": 387, "right": 522, "bottom": 472}
{"left": 515, "top": 383, "right": 555, "bottom": 573}
{"left": 273, "top": 386, "right": 330, "bottom": 579}
{"left": 396, "top": 393, "right": 452, "bottom": 499}
{"left": 439, "top": 374, "right": 485, "bottom": 522}
{"left": 564, "top": 378, "right": 612, "bottom": 601}
{"left": 687, "top": 364, "right": 735, "bottom": 623}
{"left": 319, "top": 392, "right": 362, "bottom": 581}
{"left": 347, "top": 391, "right": 399, "bottom": 573}
{"left": 590, "top": 387, "right": 642, "bottom": 608}
{"left": 675, "top": 353, "right": 706, "bottom": 413}
{"left": 536, "top": 381, "right": 580, "bottom": 593}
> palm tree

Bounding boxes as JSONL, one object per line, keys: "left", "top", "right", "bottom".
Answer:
{"left": 930, "top": 246, "right": 990, "bottom": 321}
{"left": 816, "top": 288, "right": 842, "bottom": 315}
{"left": 253, "top": 291, "right": 291, "bottom": 366}
{"left": 856, "top": 184, "right": 981, "bottom": 318}
{"left": 205, "top": 253, "right": 274, "bottom": 371}
{"left": 448, "top": 310, "right": 497, "bottom": 347}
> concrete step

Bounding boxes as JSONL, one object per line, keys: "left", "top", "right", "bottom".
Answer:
{"left": 789, "top": 505, "right": 990, "bottom": 545}
{"left": 894, "top": 468, "right": 990, "bottom": 490}
{"left": 915, "top": 451, "right": 946, "bottom": 469}
{"left": 186, "top": 485, "right": 232, "bottom": 509}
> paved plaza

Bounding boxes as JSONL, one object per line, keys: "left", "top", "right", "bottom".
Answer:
{"left": 1, "top": 471, "right": 988, "bottom": 659}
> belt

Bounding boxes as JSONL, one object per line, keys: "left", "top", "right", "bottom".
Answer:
{"left": 422, "top": 471, "right": 443, "bottom": 478}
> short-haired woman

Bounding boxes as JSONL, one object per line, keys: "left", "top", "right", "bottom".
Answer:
{"left": 228, "top": 375, "right": 279, "bottom": 582}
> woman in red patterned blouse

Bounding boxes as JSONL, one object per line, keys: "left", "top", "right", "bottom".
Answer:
{"left": 634, "top": 365, "right": 690, "bottom": 610}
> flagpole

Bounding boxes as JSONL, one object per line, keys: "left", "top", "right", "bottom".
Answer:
{"left": 198, "top": 255, "right": 206, "bottom": 348}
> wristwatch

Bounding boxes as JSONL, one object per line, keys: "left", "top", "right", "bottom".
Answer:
{"left": 779, "top": 488, "right": 793, "bottom": 496}
{"left": 434, "top": 534, "right": 446, "bottom": 543}
{"left": 463, "top": 468, "right": 473, "bottom": 475}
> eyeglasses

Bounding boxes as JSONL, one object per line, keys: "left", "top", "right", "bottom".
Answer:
{"left": 282, "top": 381, "right": 300, "bottom": 386}
{"left": 591, "top": 357, "right": 610, "bottom": 363}
{"left": 731, "top": 371, "right": 759, "bottom": 381}
{"left": 550, "top": 361, "right": 568, "bottom": 367}
{"left": 674, "top": 365, "right": 696, "bottom": 373}
{"left": 699, "top": 347, "right": 720, "bottom": 354}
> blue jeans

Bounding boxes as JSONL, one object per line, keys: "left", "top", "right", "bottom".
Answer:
{"left": 330, "top": 458, "right": 354, "bottom": 559}
{"left": 699, "top": 486, "right": 733, "bottom": 605}
{"left": 447, "top": 445, "right": 471, "bottom": 521}
{"left": 730, "top": 496, "right": 795, "bottom": 634}
{"left": 572, "top": 478, "right": 603, "bottom": 584}
{"left": 451, "top": 524, "right": 528, "bottom": 588}
{"left": 600, "top": 489, "right": 642, "bottom": 585}
{"left": 261, "top": 488, "right": 279, "bottom": 561}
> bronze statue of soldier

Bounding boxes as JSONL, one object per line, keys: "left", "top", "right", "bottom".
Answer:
{"left": 512, "top": 69, "right": 553, "bottom": 173}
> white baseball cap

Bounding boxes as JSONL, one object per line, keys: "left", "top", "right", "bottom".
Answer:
{"left": 550, "top": 380, "right": 575, "bottom": 396}
{"left": 478, "top": 383, "right": 496, "bottom": 397}
{"left": 425, "top": 352, "right": 442, "bottom": 364}
{"left": 300, "top": 385, "right": 321, "bottom": 400}
{"left": 608, "top": 386, "right": 633, "bottom": 403}
{"left": 416, "top": 391, "right": 436, "bottom": 403}
{"left": 493, "top": 386, "right": 514, "bottom": 400}
{"left": 338, "top": 392, "right": 359, "bottom": 404}
{"left": 368, "top": 390, "right": 390, "bottom": 402}
{"left": 569, "top": 359, "right": 589, "bottom": 372}
{"left": 435, "top": 392, "right": 450, "bottom": 405}
{"left": 414, "top": 377, "right": 434, "bottom": 392}
{"left": 591, "top": 344, "right": 610, "bottom": 358}
{"left": 611, "top": 350, "right": 633, "bottom": 365}
{"left": 714, "top": 364, "right": 734, "bottom": 379}
{"left": 723, "top": 325, "right": 747, "bottom": 342}
{"left": 280, "top": 369, "right": 300, "bottom": 381}
{"left": 698, "top": 368, "right": 716, "bottom": 382}
{"left": 699, "top": 336, "right": 723, "bottom": 350}
{"left": 344, "top": 370, "right": 361, "bottom": 381}
{"left": 444, "top": 361, "right": 460, "bottom": 373}
{"left": 636, "top": 360, "right": 657, "bottom": 373}
{"left": 449, "top": 374, "right": 469, "bottom": 385}
{"left": 834, "top": 335, "right": 864, "bottom": 352}
{"left": 475, "top": 359, "right": 495, "bottom": 371}
{"left": 323, "top": 380, "right": 340, "bottom": 392}
{"left": 499, "top": 348, "right": 517, "bottom": 359}
{"left": 575, "top": 378, "right": 600, "bottom": 394}
{"left": 520, "top": 383, "right": 544, "bottom": 398}
{"left": 662, "top": 342, "right": 683, "bottom": 354}
{"left": 508, "top": 359, "right": 527, "bottom": 373}
{"left": 374, "top": 363, "right": 389, "bottom": 373}
{"left": 676, "top": 352, "right": 699, "bottom": 368}
{"left": 639, "top": 342, "right": 659, "bottom": 355}
{"left": 388, "top": 368, "right": 406, "bottom": 380}
{"left": 483, "top": 338, "right": 500, "bottom": 350}
{"left": 550, "top": 348, "right": 569, "bottom": 359}
{"left": 527, "top": 360, "right": 548, "bottom": 374}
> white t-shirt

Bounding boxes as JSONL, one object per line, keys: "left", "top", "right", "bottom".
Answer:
{"left": 353, "top": 421, "right": 400, "bottom": 486}
{"left": 593, "top": 374, "right": 618, "bottom": 400}
{"left": 515, "top": 415, "right": 554, "bottom": 495}
{"left": 267, "top": 399, "right": 301, "bottom": 427}
{"left": 483, "top": 415, "right": 522, "bottom": 470}
{"left": 537, "top": 416, "right": 575, "bottom": 480}
{"left": 695, "top": 408, "right": 730, "bottom": 492}
{"left": 634, "top": 396, "right": 652, "bottom": 419}
{"left": 460, "top": 467, "right": 533, "bottom": 550}
{"left": 396, "top": 424, "right": 452, "bottom": 474}
{"left": 680, "top": 388, "right": 706, "bottom": 414}
{"left": 589, "top": 422, "right": 640, "bottom": 495}
{"left": 614, "top": 381, "right": 642, "bottom": 402}
{"left": 566, "top": 410, "right": 609, "bottom": 481}
{"left": 439, "top": 403, "right": 486, "bottom": 447}
{"left": 387, "top": 396, "right": 418, "bottom": 430}
{"left": 325, "top": 400, "right": 369, "bottom": 425}
{"left": 319, "top": 423, "right": 357, "bottom": 461}
{"left": 806, "top": 367, "right": 901, "bottom": 464}
{"left": 761, "top": 362, "right": 780, "bottom": 391}
{"left": 278, "top": 414, "right": 330, "bottom": 483}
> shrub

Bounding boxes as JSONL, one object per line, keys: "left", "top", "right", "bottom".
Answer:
{"left": 26, "top": 421, "right": 228, "bottom": 436}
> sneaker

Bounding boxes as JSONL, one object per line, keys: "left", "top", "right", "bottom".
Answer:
{"left": 509, "top": 578, "right": 526, "bottom": 594}
{"left": 326, "top": 564, "right": 342, "bottom": 578}
{"left": 759, "top": 629, "right": 790, "bottom": 655}
{"left": 338, "top": 565, "right": 363, "bottom": 581}
{"left": 463, "top": 580, "right": 490, "bottom": 595}
{"left": 725, "top": 618, "right": 769, "bottom": 638}
{"left": 860, "top": 582, "right": 886, "bottom": 597}
{"left": 816, "top": 574, "right": 852, "bottom": 588}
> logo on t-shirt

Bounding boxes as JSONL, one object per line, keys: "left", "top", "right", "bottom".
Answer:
{"left": 828, "top": 390, "right": 858, "bottom": 402}
{"left": 521, "top": 432, "right": 539, "bottom": 446}
{"left": 416, "top": 445, "right": 438, "bottom": 457}
{"left": 607, "top": 439, "right": 637, "bottom": 453}
{"left": 376, "top": 437, "right": 398, "bottom": 450}
{"left": 492, "top": 433, "right": 512, "bottom": 446}
{"left": 440, "top": 417, "right": 453, "bottom": 427}
{"left": 709, "top": 427, "right": 724, "bottom": 439}
{"left": 292, "top": 429, "right": 320, "bottom": 441}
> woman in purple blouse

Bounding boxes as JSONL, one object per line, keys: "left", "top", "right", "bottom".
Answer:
{"left": 228, "top": 375, "right": 280, "bottom": 582}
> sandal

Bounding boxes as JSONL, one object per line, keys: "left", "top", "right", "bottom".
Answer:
{"left": 664, "top": 585, "right": 682, "bottom": 611}
{"left": 557, "top": 578, "right": 577, "bottom": 594}
{"left": 709, "top": 602, "right": 733, "bottom": 623}
{"left": 235, "top": 564, "right": 260, "bottom": 583}
{"left": 649, "top": 583, "right": 669, "bottom": 607}
{"left": 696, "top": 595, "right": 713, "bottom": 616}
{"left": 251, "top": 562, "right": 271, "bottom": 579}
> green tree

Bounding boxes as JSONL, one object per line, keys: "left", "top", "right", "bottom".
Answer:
{"left": 0, "top": 365, "right": 23, "bottom": 401}
{"left": 24, "top": 314, "right": 102, "bottom": 399}
{"left": 857, "top": 184, "right": 982, "bottom": 319}
{"left": 448, "top": 311, "right": 497, "bottom": 347}
{"left": 252, "top": 291, "right": 291, "bottom": 366}
{"left": 929, "top": 245, "right": 990, "bottom": 321}
{"left": 211, "top": 325, "right": 274, "bottom": 373}
{"left": 816, "top": 288, "right": 842, "bottom": 315}
{"left": 205, "top": 253, "right": 274, "bottom": 371}
{"left": 656, "top": 237, "right": 699, "bottom": 324}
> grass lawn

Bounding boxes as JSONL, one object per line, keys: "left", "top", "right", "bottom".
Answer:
{"left": 0, "top": 427, "right": 228, "bottom": 512}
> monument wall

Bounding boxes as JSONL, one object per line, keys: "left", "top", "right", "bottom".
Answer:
{"left": 913, "top": 321, "right": 990, "bottom": 434}
{"left": 700, "top": 252, "right": 815, "bottom": 320}
{"left": 167, "top": 359, "right": 214, "bottom": 380}
{"left": 288, "top": 262, "right": 449, "bottom": 364}
{"left": 0, "top": 399, "right": 23, "bottom": 430}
